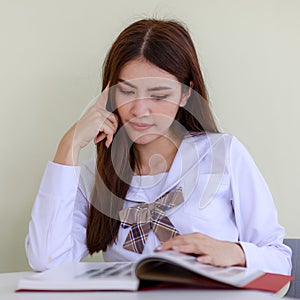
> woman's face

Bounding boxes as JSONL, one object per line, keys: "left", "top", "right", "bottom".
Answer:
{"left": 114, "top": 58, "right": 189, "bottom": 145}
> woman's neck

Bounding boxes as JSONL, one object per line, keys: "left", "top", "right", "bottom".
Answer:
{"left": 134, "top": 134, "right": 182, "bottom": 175}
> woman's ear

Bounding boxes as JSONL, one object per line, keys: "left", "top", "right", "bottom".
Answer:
{"left": 179, "top": 81, "right": 194, "bottom": 107}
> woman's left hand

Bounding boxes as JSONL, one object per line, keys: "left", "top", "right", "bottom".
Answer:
{"left": 156, "top": 232, "right": 246, "bottom": 267}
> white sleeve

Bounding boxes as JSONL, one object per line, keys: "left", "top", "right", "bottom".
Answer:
{"left": 229, "top": 136, "right": 292, "bottom": 275}
{"left": 25, "top": 161, "right": 89, "bottom": 271}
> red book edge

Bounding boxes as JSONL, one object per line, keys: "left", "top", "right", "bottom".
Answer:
{"left": 243, "top": 273, "right": 294, "bottom": 293}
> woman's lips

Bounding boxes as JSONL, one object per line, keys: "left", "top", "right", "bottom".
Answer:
{"left": 128, "top": 121, "right": 153, "bottom": 131}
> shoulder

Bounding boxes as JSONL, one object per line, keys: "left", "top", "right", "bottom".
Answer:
{"left": 182, "top": 132, "right": 235, "bottom": 155}
{"left": 186, "top": 133, "right": 250, "bottom": 154}
{"left": 78, "top": 158, "right": 96, "bottom": 200}
{"left": 225, "top": 135, "right": 257, "bottom": 167}
{"left": 182, "top": 133, "right": 254, "bottom": 171}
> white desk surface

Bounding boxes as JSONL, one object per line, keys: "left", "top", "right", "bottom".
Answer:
{"left": 0, "top": 271, "right": 289, "bottom": 300}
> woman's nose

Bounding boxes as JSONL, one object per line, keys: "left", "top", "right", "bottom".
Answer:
{"left": 130, "top": 98, "right": 150, "bottom": 117}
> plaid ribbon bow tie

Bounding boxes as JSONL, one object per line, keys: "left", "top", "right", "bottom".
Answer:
{"left": 119, "top": 188, "right": 184, "bottom": 254}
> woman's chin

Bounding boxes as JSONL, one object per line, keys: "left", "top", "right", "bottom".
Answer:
{"left": 129, "top": 133, "right": 162, "bottom": 146}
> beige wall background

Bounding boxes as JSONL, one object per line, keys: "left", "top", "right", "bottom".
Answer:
{"left": 0, "top": 0, "right": 299, "bottom": 272}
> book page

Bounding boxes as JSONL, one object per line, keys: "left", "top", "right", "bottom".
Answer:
{"left": 136, "top": 251, "right": 264, "bottom": 287}
{"left": 17, "top": 262, "right": 139, "bottom": 291}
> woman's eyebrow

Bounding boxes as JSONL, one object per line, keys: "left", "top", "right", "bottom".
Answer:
{"left": 148, "top": 86, "right": 172, "bottom": 92}
{"left": 117, "top": 78, "right": 172, "bottom": 91}
{"left": 117, "top": 78, "right": 136, "bottom": 88}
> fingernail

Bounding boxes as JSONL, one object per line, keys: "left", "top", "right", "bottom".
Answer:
{"left": 172, "top": 245, "right": 179, "bottom": 251}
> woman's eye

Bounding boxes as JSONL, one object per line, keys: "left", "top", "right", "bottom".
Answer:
{"left": 151, "top": 95, "right": 169, "bottom": 100}
{"left": 119, "top": 88, "right": 135, "bottom": 95}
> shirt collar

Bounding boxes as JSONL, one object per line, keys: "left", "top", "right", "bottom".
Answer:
{"left": 126, "top": 133, "right": 226, "bottom": 203}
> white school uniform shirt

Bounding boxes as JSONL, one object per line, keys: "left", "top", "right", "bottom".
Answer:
{"left": 25, "top": 133, "right": 292, "bottom": 274}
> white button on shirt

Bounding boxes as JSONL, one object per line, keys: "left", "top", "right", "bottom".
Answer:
{"left": 25, "top": 133, "right": 292, "bottom": 274}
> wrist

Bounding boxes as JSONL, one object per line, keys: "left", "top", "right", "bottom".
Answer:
{"left": 53, "top": 130, "right": 80, "bottom": 166}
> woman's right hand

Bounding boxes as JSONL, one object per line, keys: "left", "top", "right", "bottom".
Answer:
{"left": 53, "top": 85, "right": 119, "bottom": 165}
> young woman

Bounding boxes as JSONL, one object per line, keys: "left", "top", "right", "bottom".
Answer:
{"left": 25, "top": 18, "right": 292, "bottom": 274}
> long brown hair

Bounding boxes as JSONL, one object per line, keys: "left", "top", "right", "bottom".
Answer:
{"left": 86, "top": 18, "right": 219, "bottom": 254}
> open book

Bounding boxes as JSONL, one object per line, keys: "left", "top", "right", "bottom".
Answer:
{"left": 17, "top": 251, "right": 293, "bottom": 293}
